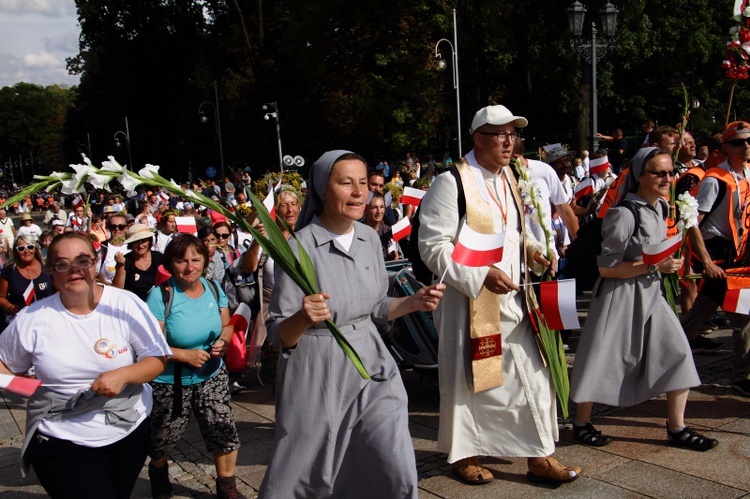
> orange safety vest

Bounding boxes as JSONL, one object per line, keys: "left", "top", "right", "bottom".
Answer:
{"left": 703, "top": 167, "right": 750, "bottom": 261}
{"left": 596, "top": 169, "right": 628, "bottom": 219}
{"left": 683, "top": 166, "right": 707, "bottom": 197}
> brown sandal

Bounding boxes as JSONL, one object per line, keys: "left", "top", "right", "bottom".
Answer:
{"left": 452, "top": 457, "right": 494, "bottom": 485}
{"left": 527, "top": 457, "right": 582, "bottom": 485}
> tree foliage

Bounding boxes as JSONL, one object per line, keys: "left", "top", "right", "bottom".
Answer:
{"left": 1, "top": 0, "right": 746, "bottom": 181}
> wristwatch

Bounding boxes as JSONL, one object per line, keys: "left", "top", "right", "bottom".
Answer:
{"left": 648, "top": 264, "right": 657, "bottom": 273}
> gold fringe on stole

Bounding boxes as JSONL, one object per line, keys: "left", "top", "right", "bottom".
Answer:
{"left": 455, "top": 162, "right": 504, "bottom": 393}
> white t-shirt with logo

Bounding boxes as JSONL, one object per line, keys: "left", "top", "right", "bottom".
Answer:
{"left": 0, "top": 285, "right": 171, "bottom": 446}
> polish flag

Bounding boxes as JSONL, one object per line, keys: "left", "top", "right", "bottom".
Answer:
{"left": 723, "top": 276, "right": 750, "bottom": 315}
{"left": 175, "top": 216, "right": 197, "bottom": 235}
{"left": 391, "top": 217, "right": 411, "bottom": 242}
{"left": 574, "top": 178, "right": 594, "bottom": 200}
{"left": 451, "top": 221, "right": 505, "bottom": 267}
{"left": 72, "top": 195, "right": 84, "bottom": 209}
{"left": 226, "top": 303, "right": 252, "bottom": 373}
{"left": 0, "top": 373, "right": 42, "bottom": 397}
{"left": 22, "top": 281, "right": 35, "bottom": 306}
{"left": 642, "top": 233, "right": 682, "bottom": 265}
{"left": 589, "top": 156, "right": 610, "bottom": 175}
{"left": 154, "top": 265, "right": 171, "bottom": 286}
{"left": 262, "top": 192, "right": 277, "bottom": 221}
{"left": 401, "top": 187, "right": 426, "bottom": 207}
{"left": 159, "top": 192, "right": 169, "bottom": 203}
{"left": 540, "top": 279, "right": 581, "bottom": 330}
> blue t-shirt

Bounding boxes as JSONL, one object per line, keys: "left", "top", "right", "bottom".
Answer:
{"left": 146, "top": 277, "right": 228, "bottom": 385}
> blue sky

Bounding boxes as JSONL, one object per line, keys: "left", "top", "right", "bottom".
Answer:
{"left": 0, "top": 0, "right": 81, "bottom": 88}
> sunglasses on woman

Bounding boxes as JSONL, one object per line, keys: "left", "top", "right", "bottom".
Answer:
{"left": 16, "top": 245, "right": 35, "bottom": 252}
{"left": 644, "top": 170, "right": 675, "bottom": 178}
{"left": 216, "top": 233, "right": 231, "bottom": 239}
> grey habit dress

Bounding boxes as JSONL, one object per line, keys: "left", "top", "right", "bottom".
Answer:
{"left": 570, "top": 192, "right": 700, "bottom": 407}
{"left": 259, "top": 216, "right": 417, "bottom": 499}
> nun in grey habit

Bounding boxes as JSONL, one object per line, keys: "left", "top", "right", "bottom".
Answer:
{"left": 259, "top": 150, "right": 444, "bottom": 498}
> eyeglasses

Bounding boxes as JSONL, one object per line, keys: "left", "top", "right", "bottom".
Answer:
{"left": 108, "top": 224, "right": 127, "bottom": 231}
{"left": 51, "top": 256, "right": 96, "bottom": 273}
{"left": 727, "top": 138, "right": 750, "bottom": 147}
{"left": 216, "top": 233, "right": 231, "bottom": 239}
{"left": 644, "top": 170, "right": 675, "bottom": 178}
{"left": 15, "top": 245, "right": 35, "bottom": 252}
{"left": 478, "top": 131, "right": 520, "bottom": 142}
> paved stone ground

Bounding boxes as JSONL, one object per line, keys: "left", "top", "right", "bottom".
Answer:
{"left": 1, "top": 326, "right": 748, "bottom": 498}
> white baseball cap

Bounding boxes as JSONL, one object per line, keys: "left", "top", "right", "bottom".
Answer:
{"left": 470, "top": 105, "right": 528, "bottom": 134}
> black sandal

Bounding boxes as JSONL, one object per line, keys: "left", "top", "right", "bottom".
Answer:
{"left": 667, "top": 424, "right": 719, "bottom": 451}
{"left": 573, "top": 422, "right": 612, "bottom": 447}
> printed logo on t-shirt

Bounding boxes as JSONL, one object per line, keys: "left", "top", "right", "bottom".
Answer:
{"left": 93, "top": 337, "right": 128, "bottom": 359}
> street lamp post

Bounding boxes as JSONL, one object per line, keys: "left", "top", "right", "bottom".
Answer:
{"left": 199, "top": 82, "right": 226, "bottom": 181}
{"left": 567, "top": 1, "right": 619, "bottom": 152}
{"left": 113, "top": 117, "right": 133, "bottom": 169}
{"left": 434, "top": 8, "right": 462, "bottom": 158}
{"left": 263, "top": 101, "right": 284, "bottom": 173}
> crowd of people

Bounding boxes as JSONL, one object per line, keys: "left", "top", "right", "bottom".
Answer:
{"left": 0, "top": 103, "right": 744, "bottom": 497}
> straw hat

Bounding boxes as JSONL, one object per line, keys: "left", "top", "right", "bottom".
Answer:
{"left": 122, "top": 224, "right": 155, "bottom": 245}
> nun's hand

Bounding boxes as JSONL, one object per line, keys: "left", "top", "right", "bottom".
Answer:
{"left": 301, "top": 293, "right": 331, "bottom": 326}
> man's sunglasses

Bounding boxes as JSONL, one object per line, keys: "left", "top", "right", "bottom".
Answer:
{"left": 108, "top": 224, "right": 127, "bottom": 230}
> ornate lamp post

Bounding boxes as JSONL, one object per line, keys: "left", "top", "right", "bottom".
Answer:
{"left": 567, "top": 1, "right": 619, "bottom": 152}
{"left": 263, "top": 101, "right": 284, "bottom": 173}
{"left": 199, "top": 81, "right": 226, "bottom": 181}
{"left": 113, "top": 117, "right": 133, "bottom": 170}
{"left": 434, "top": 8, "right": 462, "bottom": 158}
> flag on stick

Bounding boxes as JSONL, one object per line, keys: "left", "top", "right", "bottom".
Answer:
{"left": 175, "top": 216, "right": 197, "bottom": 235}
{"left": 226, "top": 303, "right": 252, "bottom": 373}
{"left": 391, "top": 217, "right": 411, "bottom": 242}
{"left": 451, "top": 221, "right": 505, "bottom": 267}
{"left": 642, "top": 233, "right": 682, "bottom": 265}
{"left": 723, "top": 275, "right": 750, "bottom": 314}
{"left": 22, "top": 281, "right": 35, "bottom": 306}
{"left": 574, "top": 178, "right": 594, "bottom": 200}
{"left": 401, "top": 187, "right": 426, "bottom": 207}
{"left": 0, "top": 373, "right": 41, "bottom": 397}
{"left": 540, "top": 279, "right": 581, "bottom": 330}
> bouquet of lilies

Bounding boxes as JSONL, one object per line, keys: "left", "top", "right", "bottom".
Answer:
{"left": 512, "top": 157, "right": 570, "bottom": 417}
{"left": 2, "top": 156, "right": 371, "bottom": 378}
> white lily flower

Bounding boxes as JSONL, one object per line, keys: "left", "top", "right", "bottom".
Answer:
{"left": 169, "top": 179, "right": 181, "bottom": 189}
{"left": 118, "top": 171, "right": 142, "bottom": 197}
{"left": 101, "top": 156, "right": 124, "bottom": 173}
{"left": 184, "top": 190, "right": 203, "bottom": 202}
{"left": 87, "top": 172, "right": 113, "bottom": 191}
{"left": 139, "top": 164, "right": 160, "bottom": 180}
{"left": 60, "top": 177, "right": 85, "bottom": 195}
{"left": 82, "top": 154, "right": 93, "bottom": 167}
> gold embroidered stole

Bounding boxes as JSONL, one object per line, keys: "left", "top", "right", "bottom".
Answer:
{"left": 456, "top": 161, "right": 504, "bottom": 392}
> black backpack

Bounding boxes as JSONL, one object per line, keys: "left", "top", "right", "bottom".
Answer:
{"left": 408, "top": 165, "right": 465, "bottom": 284}
{"left": 563, "top": 199, "right": 666, "bottom": 292}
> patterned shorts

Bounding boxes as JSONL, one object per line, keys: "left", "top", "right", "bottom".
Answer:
{"left": 148, "top": 365, "right": 240, "bottom": 459}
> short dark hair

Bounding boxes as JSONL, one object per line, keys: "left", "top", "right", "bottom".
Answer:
{"left": 46, "top": 233, "right": 96, "bottom": 269}
{"left": 163, "top": 234, "right": 209, "bottom": 275}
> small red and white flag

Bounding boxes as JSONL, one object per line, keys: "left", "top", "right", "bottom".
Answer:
{"left": 723, "top": 276, "right": 750, "bottom": 315}
{"left": 226, "top": 303, "right": 252, "bottom": 373}
{"left": 540, "top": 279, "right": 581, "bottom": 330}
{"left": 589, "top": 156, "right": 610, "bottom": 175}
{"left": 401, "top": 187, "right": 426, "bottom": 207}
{"left": 154, "top": 265, "right": 171, "bottom": 286}
{"left": 175, "top": 216, "right": 197, "bottom": 235}
{"left": 0, "top": 373, "right": 42, "bottom": 397}
{"left": 159, "top": 191, "right": 169, "bottom": 203}
{"left": 72, "top": 195, "right": 84, "bottom": 209}
{"left": 452, "top": 221, "right": 505, "bottom": 267}
{"left": 574, "top": 178, "right": 595, "bottom": 200}
{"left": 391, "top": 217, "right": 411, "bottom": 241}
{"left": 262, "top": 192, "right": 277, "bottom": 221}
{"left": 642, "top": 233, "right": 682, "bottom": 265}
{"left": 22, "top": 281, "right": 35, "bottom": 306}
